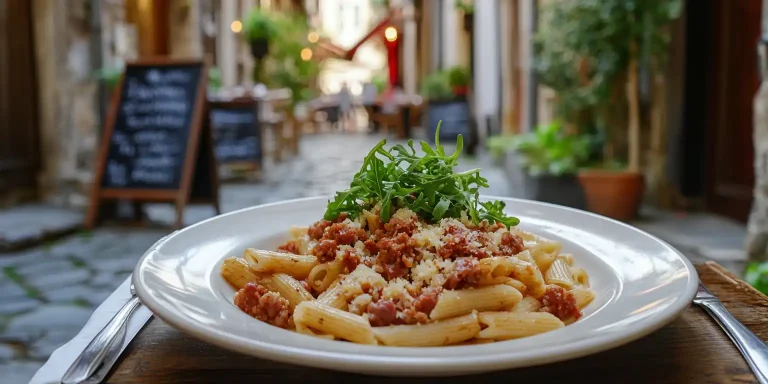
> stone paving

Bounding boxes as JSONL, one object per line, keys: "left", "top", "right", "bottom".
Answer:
{"left": 0, "top": 132, "right": 749, "bottom": 383}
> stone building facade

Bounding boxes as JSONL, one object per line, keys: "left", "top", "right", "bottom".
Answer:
{"left": 30, "top": 0, "right": 202, "bottom": 208}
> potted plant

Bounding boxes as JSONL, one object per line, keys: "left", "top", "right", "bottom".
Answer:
{"left": 244, "top": 8, "right": 277, "bottom": 82}
{"left": 421, "top": 70, "right": 474, "bottom": 149}
{"left": 93, "top": 64, "right": 124, "bottom": 92}
{"left": 534, "top": 0, "right": 682, "bottom": 221}
{"left": 264, "top": 13, "right": 320, "bottom": 107}
{"left": 504, "top": 121, "right": 589, "bottom": 208}
{"left": 455, "top": 0, "right": 473, "bottom": 32}
{"left": 371, "top": 74, "right": 387, "bottom": 94}
{"left": 447, "top": 66, "right": 470, "bottom": 97}
{"left": 208, "top": 66, "right": 222, "bottom": 94}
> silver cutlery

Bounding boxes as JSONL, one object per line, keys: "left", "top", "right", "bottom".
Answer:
{"left": 60, "top": 283, "right": 141, "bottom": 384}
{"left": 693, "top": 283, "right": 768, "bottom": 384}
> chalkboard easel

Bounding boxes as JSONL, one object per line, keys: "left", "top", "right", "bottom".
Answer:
{"left": 85, "top": 59, "right": 221, "bottom": 229}
{"left": 209, "top": 98, "right": 263, "bottom": 173}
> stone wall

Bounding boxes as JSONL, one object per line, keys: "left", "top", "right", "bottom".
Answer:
{"left": 32, "top": 0, "right": 201, "bottom": 209}
{"left": 746, "top": 0, "right": 768, "bottom": 262}
{"left": 33, "top": 0, "right": 102, "bottom": 208}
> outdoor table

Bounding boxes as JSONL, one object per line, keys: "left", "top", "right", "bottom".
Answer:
{"left": 36, "top": 262, "right": 767, "bottom": 383}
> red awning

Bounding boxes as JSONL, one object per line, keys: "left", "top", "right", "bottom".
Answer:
{"left": 344, "top": 11, "right": 400, "bottom": 60}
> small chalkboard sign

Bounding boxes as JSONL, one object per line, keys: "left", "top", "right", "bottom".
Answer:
{"left": 86, "top": 59, "right": 220, "bottom": 229}
{"left": 209, "top": 99, "right": 262, "bottom": 167}
{"left": 427, "top": 100, "right": 472, "bottom": 141}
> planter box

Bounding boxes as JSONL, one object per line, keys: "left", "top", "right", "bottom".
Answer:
{"left": 503, "top": 152, "right": 586, "bottom": 209}
{"left": 426, "top": 99, "right": 472, "bottom": 142}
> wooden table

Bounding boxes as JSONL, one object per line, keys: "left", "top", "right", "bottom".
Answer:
{"left": 105, "top": 262, "right": 767, "bottom": 383}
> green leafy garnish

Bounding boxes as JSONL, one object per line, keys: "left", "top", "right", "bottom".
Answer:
{"left": 323, "top": 122, "right": 520, "bottom": 228}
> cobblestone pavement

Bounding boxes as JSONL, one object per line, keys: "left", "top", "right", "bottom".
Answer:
{"left": 0, "top": 132, "right": 747, "bottom": 383}
{"left": 0, "top": 132, "right": 510, "bottom": 383}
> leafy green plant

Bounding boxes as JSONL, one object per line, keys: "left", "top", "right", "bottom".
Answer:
{"left": 533, "top": 0, "right": 683, "bottom": 167}
{"left": 447, "top": 66, "right": 470, "bottom": 88}
{"left": 208, "top": 66, "right": 222, "bottom": 92}
{"left": 454, "top": 0, "right": 474, "bottom": 14}
{"left": 420, "top": 71, "right": 453, "bottom": 101}
{"left": 371, "top": 74, "right": 387, "bottom": 93}
{"left": 93, "top": 65, "right": 124, "bottom": 89}
{"left": 487, "top": 135, "right": 516, "bottom": 162}
{"left": 746, "top": 261, "right": 768, "bottom": 296}
{"left": 243, "top": 8, "right": 277, "bottom": 42}
{"left": 324, "top": 123, "right": 519, "bottom": 227}
{"left": 511, "top": 121, "right": 590, "bottom": 176}
{"left": 263, "top": 12, "right": 319, "bottom": 105}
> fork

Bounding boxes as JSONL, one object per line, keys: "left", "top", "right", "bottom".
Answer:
{"left": 694, "top": 283, "right": 768, "bottom": 384}
{"left": 61, "top": 282, "right": 141, "bottom": 384}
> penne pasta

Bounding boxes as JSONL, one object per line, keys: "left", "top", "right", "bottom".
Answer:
{"left": 220, "top": 257, "right": 260, "bottom": 289}
{"left": 479, "top": 256, "right": 518, "bottom": 279}
{"left": 430, "top": 285, "right": 523, "bottom": 320}
{"left": 544, "top": 258, "right": 575, "bottom": 289}
{"left": 477, "top": 312, "right": 564, "bottom": 340}
{"left": 244, "top": 248, "right": 318, "bottom": 279}
{"left": 511, "top": 251, "right": 547, "bottom": 298}
{"left": 530, "top": 250, "right": 557, "bottom": 273}
{"left": 570, "top": 286, "right": 596, "bottom": 310}
{"left": 307, "top": 261, "right": 343, "bottom": 293}
{"left": 373, "top": 312, "right": 481, "bottom": 346}
{"left": 289, "top": 225, "right": 309, "bottom": 238}
{"left": 316, "top": 277, "right": 347, "bottom": 309}
{"left": 296, "top": 322, "right": 335, "bottom": 340}
{"left": 294, "top": 301, "right": 377, "bottom": 344}
{"left": 510, "top": 296, "right": 542, "bottom": 313}
{"left": 570, "top": 266, "right": 590, "bottom": 287}
{"left": 224, "top": 145, "right": 595, "bottom": 347}
{"left": 269, "top": 273, "right": 314, "bottom": 308}
{"left": 530, "top": 238, "right": 562, "bottom": 255}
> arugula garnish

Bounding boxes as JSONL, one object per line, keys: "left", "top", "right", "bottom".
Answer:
{"left": 323, "top": 122, "right": 520, "bottom": 228}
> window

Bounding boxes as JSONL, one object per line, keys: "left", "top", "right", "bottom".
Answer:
{"left": 339, "top": 4, "right": 345, "bottom": 31}
{"left": 353, "top": 5, "right": 360, "bottom": 28}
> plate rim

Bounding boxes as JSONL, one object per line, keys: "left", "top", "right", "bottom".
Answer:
{"left": 133, "top": 195, "right": 699, "bottom": 376}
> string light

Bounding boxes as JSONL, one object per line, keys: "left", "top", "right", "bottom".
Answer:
{"left": 301, "top": 48, "right": 313, "bottom": 61}
{"left": 231, "top": 20, "right": 242, "bottom": 33}
{"left": 308, "top": 31, "right": 319, "bottom": 43}
{"left": 384, "top": 26, "right": 398, "bottom": 42}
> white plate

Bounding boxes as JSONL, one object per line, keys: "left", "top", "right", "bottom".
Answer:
{"left": 133, "top": 196, "right": 698, "bottom": 377}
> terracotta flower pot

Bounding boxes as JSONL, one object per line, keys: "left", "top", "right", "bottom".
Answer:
{"left": 577, "top": 170, "right": 644, "bottom": 221}
{"left": 453, "top": 85, "right": 468, "bottom": 96}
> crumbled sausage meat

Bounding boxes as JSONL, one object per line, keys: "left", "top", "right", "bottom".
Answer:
{"left": 367, "top": 299, "right": 397, "bottom": 326}
{"left": 540, "top": 285, "right": 581, "bottom": 321}
{"left": 234, "top": 282, "right": 293, "bottom": 329}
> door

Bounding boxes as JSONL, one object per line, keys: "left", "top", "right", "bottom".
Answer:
{"left": 703, "top": 0, "right": 760, "bottom": 222}
{"left": 0, "top": 0, "right": 40, "bottom": 193}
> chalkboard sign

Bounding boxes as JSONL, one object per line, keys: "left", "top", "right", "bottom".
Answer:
{"left": 101, "top": 64, "right": 202, "bottom": 189}
{"left": 209, "top": 100, "right": 262, "bottom": 165}
{"left": 86, "top": 59, "right": 220, "bottom": 229}
{"left": 427, "top": 100, "right": 472, "bottom": 141}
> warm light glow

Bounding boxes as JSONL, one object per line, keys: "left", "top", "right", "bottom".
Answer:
{"left": 384, "top": 27, "right": 398, "bottom": 42}
{"left": 308, "top": 31, "right": 319, "bottom": 43}
{"left": 231, "top": 20, "right": 242, "bottom": 33}
{"left": 301, "top": 48, "right": 313, "bottom": 61}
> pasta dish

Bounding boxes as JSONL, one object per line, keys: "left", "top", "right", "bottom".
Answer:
{"left": 221, "top": 126, "right": 595, "bottom": 346}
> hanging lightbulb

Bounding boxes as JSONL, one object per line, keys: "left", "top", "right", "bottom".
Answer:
{"left": 384, "top": 27, "right": 398, "bottom": 42}
{"left": 301, "top": 48, "right": 313, "bottom": 61}
{"left": 230, "top": 20, "right": 242, "bottom": 33}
